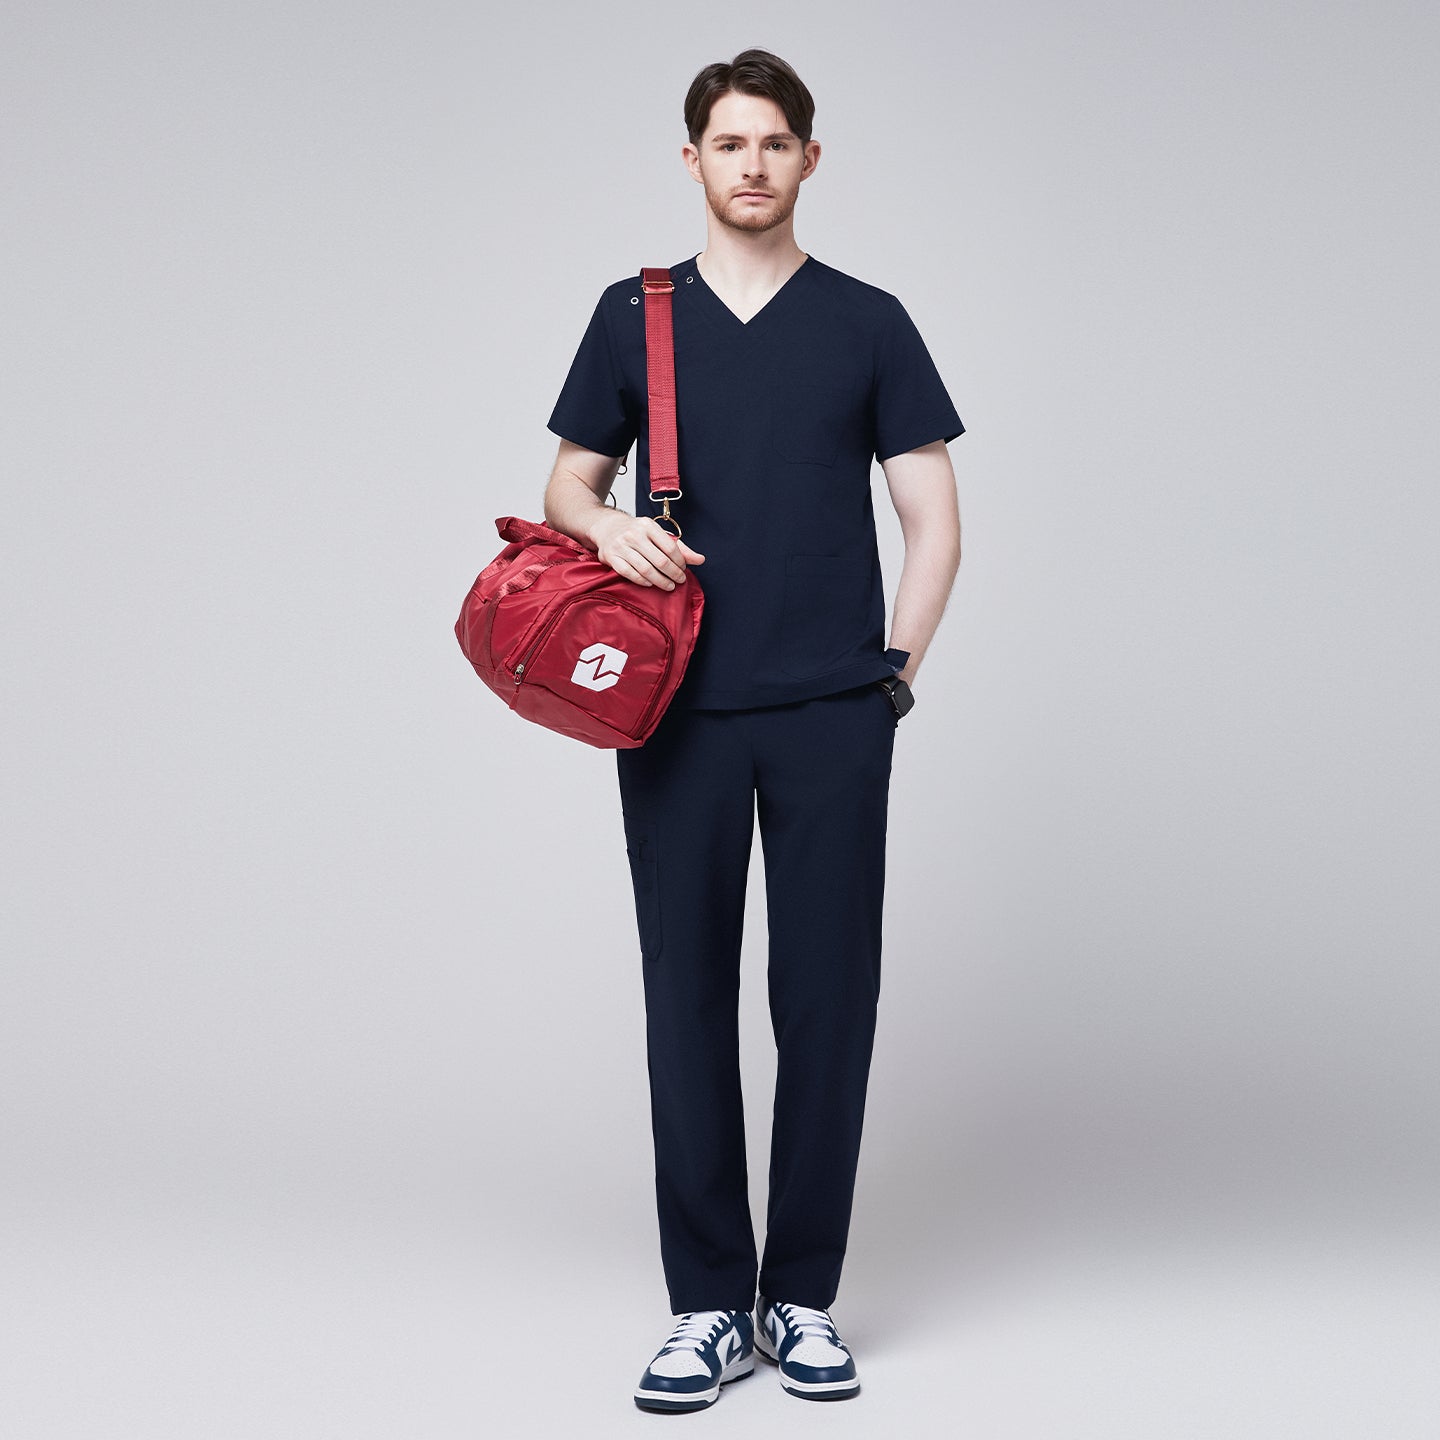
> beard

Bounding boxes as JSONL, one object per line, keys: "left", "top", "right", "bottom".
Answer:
{"left": 704, "top": 180, "right": 799, "bottom": 234}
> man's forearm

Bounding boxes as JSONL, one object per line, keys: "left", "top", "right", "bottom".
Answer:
{"left": 543, "top": 471, "right": 626, "bottom": 551}
{"left": 887, "top": 534, "right": 962, "bottom": 686}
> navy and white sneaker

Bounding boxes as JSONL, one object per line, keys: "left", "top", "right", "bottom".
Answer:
{"left": 754, "top": 1293, "right": 860, "bottom": 1399}
{"left": 633, "top": 1308, "right": 755, "bottom": 1412}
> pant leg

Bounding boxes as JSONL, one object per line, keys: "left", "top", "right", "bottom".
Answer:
{"left": 752, "top": 682, "right": 897, "bottom": 1308}
{"left": 616, "top": 703, "right": 759, "bottom": 1314}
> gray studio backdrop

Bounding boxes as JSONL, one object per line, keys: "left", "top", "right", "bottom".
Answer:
{"left": 3, "top": 2, "right": 1436, "bottom": 1437}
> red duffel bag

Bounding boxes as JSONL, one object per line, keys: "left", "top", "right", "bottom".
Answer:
{"left": 454, "top": 267, "right": 704, "bottom": 749}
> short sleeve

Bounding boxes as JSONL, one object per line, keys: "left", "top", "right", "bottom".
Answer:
{"left": 872, "top": 295, "right": 965, "bottom": 462}
{"left": 546, "top": 294, "right": 638, "bottom": 458}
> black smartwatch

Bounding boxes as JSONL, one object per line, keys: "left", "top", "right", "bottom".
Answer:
{"left": 874, "top": 674, "right": 915, "bottom": 718}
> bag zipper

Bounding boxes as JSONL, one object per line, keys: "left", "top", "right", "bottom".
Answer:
{"left": 622, "top": 601, "right": 675, "bottom": 736}
{"left": 511, "top": 604, "right": 567, "bottom": 684}
{"left": 505, "top": 593, "right": 575, "bottom": 684}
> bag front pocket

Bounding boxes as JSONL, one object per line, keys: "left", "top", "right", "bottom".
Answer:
{"left": 509, "top": 593, "right": 673, "bottom": 740}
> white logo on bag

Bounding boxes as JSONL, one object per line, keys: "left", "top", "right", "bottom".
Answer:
{"left": 571, "top": 642, "right": 628, "bottom": 692}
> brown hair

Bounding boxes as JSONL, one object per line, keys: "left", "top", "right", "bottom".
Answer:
{"left": 683, "top": 48, "right": 816, "bottom": 146}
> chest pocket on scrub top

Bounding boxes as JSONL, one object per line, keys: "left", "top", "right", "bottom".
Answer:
{"left": 770, "top": 380, "right": 852, "bottom": 468}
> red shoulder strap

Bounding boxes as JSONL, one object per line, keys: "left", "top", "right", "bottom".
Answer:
{"left": 640, "top": 267, "right": 680, "bottom": 501}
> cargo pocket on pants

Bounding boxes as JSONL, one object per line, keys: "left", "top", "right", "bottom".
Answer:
{"left": 623, "top": 816, "right": 663, "bottom": 963}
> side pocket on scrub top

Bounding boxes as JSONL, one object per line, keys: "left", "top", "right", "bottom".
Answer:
{"left": 780, "top": 553, "right": 874, "bottom": 679}
{"left": 622, "top": 817, "right": 663, "bottom": 963}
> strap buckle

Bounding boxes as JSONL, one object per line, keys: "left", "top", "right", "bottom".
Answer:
{"left": 640, "top": 267, "right": 674, "bottom": 294}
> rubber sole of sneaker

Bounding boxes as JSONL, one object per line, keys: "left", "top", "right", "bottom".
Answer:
{"left": 753, "top": 1331, "right": 861, "bottom": 1400}
{"left": 633, "top": 1352, "right": 756, "bottom": 1412}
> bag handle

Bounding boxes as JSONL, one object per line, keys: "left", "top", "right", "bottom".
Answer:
{"left": 640, "top": 267, "right": 682, "bottom": 536}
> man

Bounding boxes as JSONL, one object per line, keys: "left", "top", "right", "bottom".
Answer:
{"left": 542, "top": 48, "right": 964, "bottom": 1412}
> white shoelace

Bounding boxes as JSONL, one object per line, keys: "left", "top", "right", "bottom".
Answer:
{"left": 776, "top": 1302, "right": 843, "bottom": 1347}
{"left": 663, "top": 1309, "right": 732, "bottom": 1354}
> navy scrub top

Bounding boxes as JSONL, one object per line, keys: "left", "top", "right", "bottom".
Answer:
{"left": 546, "top": 252, "right": 964, "bottom": 710}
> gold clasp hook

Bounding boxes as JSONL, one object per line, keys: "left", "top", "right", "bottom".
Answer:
{"left": 652, "top": 494, "right": 681, "bottom": 538}
{"left": 648, "top": 486, "right": 683, "bottom": 538}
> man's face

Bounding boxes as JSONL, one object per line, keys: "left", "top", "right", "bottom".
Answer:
{"left": 684, "top": 90, "right": 818, "bottom": 235}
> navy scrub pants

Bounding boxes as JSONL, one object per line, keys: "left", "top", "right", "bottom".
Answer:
{"left": 616, "top": 679, "right": 898, "bottom": 1316}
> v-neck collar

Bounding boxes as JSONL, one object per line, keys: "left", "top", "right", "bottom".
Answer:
{"left": 684, "top": 252, "right": 813, "bottom": 331}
